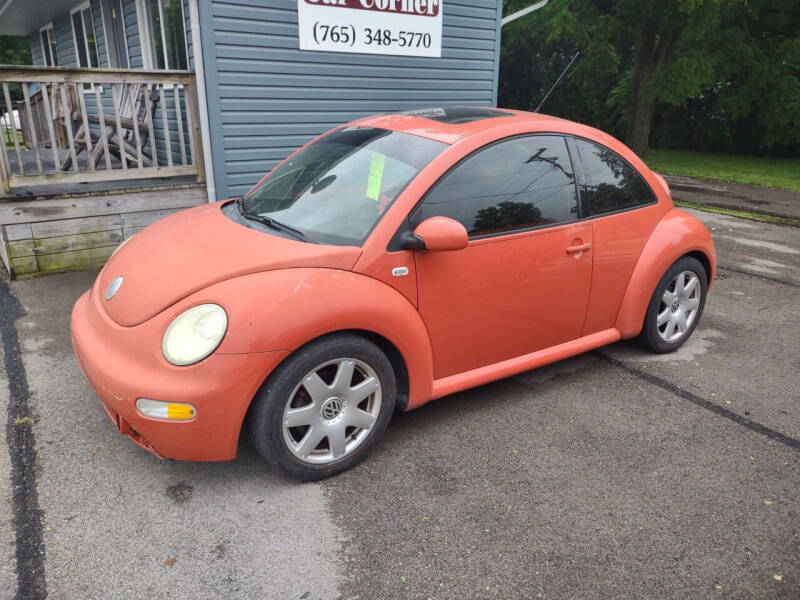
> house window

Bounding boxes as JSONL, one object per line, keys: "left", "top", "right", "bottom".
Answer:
{"left": 71, "top": 2, "right": 101, "bottom": 69}
{"left": 144, "top": 0, "right": 188, "bottom": 70}
{"left": 39, "top": 24, "right": 59, "bottom": 67}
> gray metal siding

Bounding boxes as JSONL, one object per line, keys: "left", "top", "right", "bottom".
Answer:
{"left": 199, "top": 0, "right": 502, "bottom": 197}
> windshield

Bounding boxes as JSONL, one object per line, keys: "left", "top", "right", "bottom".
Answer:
{"left": 242, "top": 127, "right": 447, "bottom": 245}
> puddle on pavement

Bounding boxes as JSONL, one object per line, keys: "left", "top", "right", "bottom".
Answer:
{"left": 740, "top": 257, "right": 790, "bottom": 275}
{"left": 607, "top": 328, "right": 723, "bottom": 363}
{"left": 723, "top": 237, "right": 800, "bottom": 255}
{"left": 22, "top": 337, "right": 53, "bottom": 352}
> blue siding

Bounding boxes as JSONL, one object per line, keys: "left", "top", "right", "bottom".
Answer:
{"left": 123, "top": 0, "right": 144, "bottom": 68}
{"left": 184, "top": 0, "right": 194, "bottom": 68}
{"left": 54, "top": 14, "right": 77, "bottom": 67}
{"left": 199, "top": 0, "right": 503, "bottom": 197}
{"left": 91, "top": 0, "right": 110, "bottom": 68}
{"left": 29, "top": 32, "right": 44, "bottom": 66}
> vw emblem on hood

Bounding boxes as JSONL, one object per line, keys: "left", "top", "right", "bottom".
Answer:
{"left": 105, "top": 276, "right": 124, "bottom": 301}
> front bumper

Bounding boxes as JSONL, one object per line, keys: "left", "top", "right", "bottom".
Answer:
{"left": 71, "top": 284, "right": 287, "bottom": 461}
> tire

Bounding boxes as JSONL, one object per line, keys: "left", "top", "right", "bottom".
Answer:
{"left": 638, "top": 256, "right": 708, "bottom": 353}
{"left": 249, "top": 334, "right": 396, "bottom": 481}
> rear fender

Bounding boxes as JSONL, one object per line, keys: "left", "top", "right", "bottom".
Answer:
{"left": 615, "top": 208, "right": 716, "bottom": 338}
{"left": 192, "top": 268, "right": 434, "bottom": 409}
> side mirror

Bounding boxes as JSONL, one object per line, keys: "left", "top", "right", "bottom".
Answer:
{"left": 402, "top": 216, "right": 468, "bottom": 252}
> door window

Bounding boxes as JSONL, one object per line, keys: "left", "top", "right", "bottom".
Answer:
{"left": 412, "top": 135, "right": 579, "bottom": 238}
{"left": 574, "top": 138, "right": 655, "bottom": 216}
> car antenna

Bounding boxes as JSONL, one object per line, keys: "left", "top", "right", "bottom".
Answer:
{"left": 535, "top": 51, "right": 580, "bottom": 113}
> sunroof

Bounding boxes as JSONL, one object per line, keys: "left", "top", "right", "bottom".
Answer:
{"left": 400, "top": 107, "right": 513, "bottom": 124}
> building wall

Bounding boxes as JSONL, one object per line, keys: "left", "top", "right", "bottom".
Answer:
{"left": 123, "top": 0, "right": 144, "bottom": 68}
{"left": 198, "top": 0, "right": 503, "bottom": 198}
{"left": 28, "top": 30, "right": 43, "bottom": 66}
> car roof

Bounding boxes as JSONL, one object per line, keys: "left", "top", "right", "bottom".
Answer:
{"left": 352, "top": 107, "right": 576, "bottom": 144}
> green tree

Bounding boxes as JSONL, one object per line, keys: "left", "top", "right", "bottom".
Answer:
{"left": 501, "top": 0, "right": 727, "bottom": 155}
{"left": 617, "top": 0, "right": 725, "bottom": 155}
{"left": 501, "top": 0, "right": 800, "bottom": 155}
{"left": 653, "top": 0, "right": 800, "bottom": 154}
{"left": 0, "top": 35, "right": 33, "bottom": 101}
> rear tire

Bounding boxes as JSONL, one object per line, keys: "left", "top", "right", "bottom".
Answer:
{"left": 249, "top": 334, "right": 396, "bottom": 481}
{"left": 638, "top": 256, "right": 708, "bottom": 353}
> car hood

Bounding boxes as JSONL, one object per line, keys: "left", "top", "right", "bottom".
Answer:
{"left": 97, "top": 201, "right": 362, "bottom": 327}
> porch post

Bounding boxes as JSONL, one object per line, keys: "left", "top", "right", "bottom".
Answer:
{"left": 188, "top": 0, "right": 217, "bottom": 202}
{"left": 0, "top": 129, "right": 10, "bottom": 194}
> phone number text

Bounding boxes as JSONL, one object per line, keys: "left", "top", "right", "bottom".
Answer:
{"left": 312, "top": 23, "right": 432, "bottom": 48}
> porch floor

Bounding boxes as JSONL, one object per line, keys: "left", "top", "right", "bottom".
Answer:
{"left": 3, "top": 147, "right": 198, "bottom": 199}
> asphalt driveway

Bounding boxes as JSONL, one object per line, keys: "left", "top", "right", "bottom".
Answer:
{"left": 2, "top": 207, "right": 798, "bottom": 599}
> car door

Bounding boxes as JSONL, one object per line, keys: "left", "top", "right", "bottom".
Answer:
{"left": 568, "top": 137, "right": 664, "bottom": 335}
{"left": 409, "top": 135, "right": 594, "bottom": 380}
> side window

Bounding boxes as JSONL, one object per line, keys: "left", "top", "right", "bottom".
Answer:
{"left": 412, "top": 135, "right": 578, "bottom": 238}
{"left": 71, "top": 4, "right": 101, "bottom": 69}
{"left": 145, "top": 0, "right": 189, "bottom": 70}
{"left": 575, "top": 139, "right": 654, "bottom": 216}
{"left": 40, "top": 25, "right": 59, "bottom": 67}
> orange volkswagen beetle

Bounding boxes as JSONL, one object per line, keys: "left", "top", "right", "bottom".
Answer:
{"left": 71, "top": 107, "right": 715, "bottom": 480}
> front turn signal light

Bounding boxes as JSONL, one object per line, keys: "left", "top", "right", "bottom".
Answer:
{"left": 136, "top": 398, "right": 196, "bottom": 421}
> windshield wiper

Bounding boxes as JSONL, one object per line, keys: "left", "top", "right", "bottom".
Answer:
{"left": 236, "top": 198, "right": 308, "bottom": 242}
{"left": 252, "top": 214, "right": 308, "bottom": 242}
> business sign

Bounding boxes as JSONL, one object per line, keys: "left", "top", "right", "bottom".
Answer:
{"left": 297, "top": 0, "right": 443, "bottom": 57}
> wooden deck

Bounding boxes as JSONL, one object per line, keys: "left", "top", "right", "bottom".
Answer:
{"left": 0, "top": 181, "right": 208, "bottom": 277}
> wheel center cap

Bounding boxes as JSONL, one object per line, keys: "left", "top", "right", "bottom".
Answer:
{"left": 321, "top": 397, "right": 343, "bottom": 421}
{"left": 671, "top": 297, "right": 681, "bottom": 312}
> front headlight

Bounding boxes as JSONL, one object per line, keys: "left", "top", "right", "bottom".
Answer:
{"left": 162, "top": 304, "right": 228, "bottom": 366}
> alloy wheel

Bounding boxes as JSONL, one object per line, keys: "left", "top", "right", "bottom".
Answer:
{"left": 282, "top": 358, "right": 382, "bottom": 464}
{"left": 656, "top": 270, "right": 701, "bottom": 342}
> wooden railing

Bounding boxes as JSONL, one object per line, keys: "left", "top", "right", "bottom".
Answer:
{"left": 0, "top": 66, "right": 205, "bottom": 194}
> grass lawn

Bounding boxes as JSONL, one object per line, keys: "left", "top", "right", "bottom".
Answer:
{"left": 645, "top": 148, "right": 800, "bottom": 192}
{"left": 3, "top": 127, "right": 24, "bottom": 150}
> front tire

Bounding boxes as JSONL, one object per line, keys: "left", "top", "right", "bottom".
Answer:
{"left": 638, "top": 256, "right": 708, "bottom": 353}
{"left": 249, "top": 334, "right": 396, "bottom": 480}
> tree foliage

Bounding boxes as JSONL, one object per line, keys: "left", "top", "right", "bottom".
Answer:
{"left": 499, "top": 0, "right": 800, "bottom": 156}
{"left": 0, "top": 35, "right": 32, "bottom": 102}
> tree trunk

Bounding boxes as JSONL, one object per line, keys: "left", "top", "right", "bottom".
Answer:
{"left": 627, "top": 82, "right": 656, "bottom": 156}
{"left": 626, "top": 22, "right": 657, "bottom": 155}
{"left": 626, "top": 21, "right": 682, "bottom": 156}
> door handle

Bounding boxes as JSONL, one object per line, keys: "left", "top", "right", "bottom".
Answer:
{"left": 566, "top": 242, "right": 593, "bottom": 254}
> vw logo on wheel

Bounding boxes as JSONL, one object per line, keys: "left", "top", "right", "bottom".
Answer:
{"left": 321, "top": 398, "right": 343, "bottom": 420}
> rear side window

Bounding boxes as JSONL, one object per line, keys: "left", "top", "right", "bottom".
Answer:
{"left": 574, "top": 139, "right": 654, "bottom": 216}
{"left": 412, "top": 135, "right": 578, "bottom": 238}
